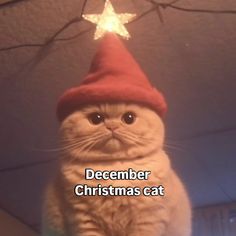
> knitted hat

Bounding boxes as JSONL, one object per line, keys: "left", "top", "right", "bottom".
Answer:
{"left": 57, "top": 33, "right": 167, "bottom": 122}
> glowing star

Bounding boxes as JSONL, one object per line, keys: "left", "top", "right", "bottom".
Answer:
{"left": 83, "top": 0, "right": 136, "bottom": 40}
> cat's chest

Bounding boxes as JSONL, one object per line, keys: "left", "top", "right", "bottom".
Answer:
{"left": 62, "top": 157, "right": 166, "bottom": 188}
{"left": 73, "top": 194, "right": 144, "bottom": 233}
{"left": 62, "top": 158, "right": 168, "bottom": 209}
{"left": 60, "top": 156, "right": 172, "bottom": 233}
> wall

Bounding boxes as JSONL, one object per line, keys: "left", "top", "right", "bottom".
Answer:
{"left": 193, "top": 202, "right": 236, "bottom": 236}
{"left": 0, "top": 209, "right": 39, "bottom": 236}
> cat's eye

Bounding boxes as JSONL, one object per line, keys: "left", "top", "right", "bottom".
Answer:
{"left": 88, "top": 112, "right": 104, "bottom": 125}
{"left": 122, "top": 112, "right": 136, "bottom": 125}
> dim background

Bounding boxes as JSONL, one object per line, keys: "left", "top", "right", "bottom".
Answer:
{"left": 0, "top": 0, "right": 236, "bottom": 235}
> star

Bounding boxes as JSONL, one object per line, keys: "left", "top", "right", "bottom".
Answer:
{"left": 83, "top": 0, "right": 136, "bottom": 40}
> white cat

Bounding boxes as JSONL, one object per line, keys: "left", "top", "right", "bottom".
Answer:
{"left": 43, "top": 103, "right": 191, "bottom": 236}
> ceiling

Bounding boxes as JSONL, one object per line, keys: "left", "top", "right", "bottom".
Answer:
{"left": 0, "top": 0, "right": 236, "bottom": 233}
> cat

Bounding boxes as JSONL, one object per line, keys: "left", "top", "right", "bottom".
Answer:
{"left": 42, "top": 102, "right": 192, "bottom": 236}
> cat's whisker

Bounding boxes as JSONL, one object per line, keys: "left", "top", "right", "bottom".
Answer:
{"left": 117, "top": 130, "right": 154, "bottom": 144}
{"left": 164, "top": 139, "right": 187, "bottom": 150}
{"left": 165, "top": 141, "right": 186, "bottom": 150}
{"left": 60, "top": 132, "right": 96, "bottom": 139}
{"left": 116, "top": 132, "right": 146, "bottom": 146}
{"left": 119, "top": 130, "right": 153, "bottom": 141}
{"left": 117, "top": 130, "right": 138, "bottom": 139}
{"left": 62, "top": 133, "right": 107, "bottom": 146}
{"left": 117, "top": 131, "right": 145, "bottom": 142}
{"left": 67, "top": 139, "right": 101, "bottom": 163}
{"left": 139, "top": 136, "right": 156, "bottom": 142}
{"left": 34, "top": 133, "right": 108, "bottom": 154}
{"left": 60, "top": 135, "right": 99, "bottom": 144}
{"left": 164, "top": 143, "right": 187, "bottom": 153}
{"left": 62, "top": 133, "right": 111, "bottom": 159}
{"left": 32, "top": 141, "right": 93, "bottom": 153}
{"left": 60, "top": 133, "right": 105, "bottom": 144}
{"left": 62, "top": 140, "right": 99, "bottom": 154}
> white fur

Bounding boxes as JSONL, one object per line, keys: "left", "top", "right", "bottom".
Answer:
{"left": 43, "top": 103, "right": 191, "bottom": 236}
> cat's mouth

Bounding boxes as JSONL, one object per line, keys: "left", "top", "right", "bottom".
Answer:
{"left": 101, "top": 132, "right": 126, "bottom": 151}
{"left": 104, "top": 133, "right": 119, "bottom": 143}
{"left": 109, "top": 131, "right": 124, "bottom": 143}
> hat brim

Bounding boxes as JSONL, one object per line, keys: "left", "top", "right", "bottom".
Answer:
{"left": 57, "top": 83, "right": 167, "bottom": 122}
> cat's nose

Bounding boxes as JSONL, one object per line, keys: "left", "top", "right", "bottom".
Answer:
{"left": 107, "top": 126, "right": 118, "bottom": 131}
{"left": 105, "top": 121, "right": 119, "bottom": 131}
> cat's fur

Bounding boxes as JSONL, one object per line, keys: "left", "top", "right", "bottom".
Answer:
{"left": 43, "top": 103, "right": 191, "bottom": 236}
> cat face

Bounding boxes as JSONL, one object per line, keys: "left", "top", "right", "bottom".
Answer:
{"left": 60, "top": 103, "right": 164, "bottom": 162}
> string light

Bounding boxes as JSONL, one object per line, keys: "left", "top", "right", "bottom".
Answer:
{"left": 83, "top": 0, "right": 136, "bottom": 40}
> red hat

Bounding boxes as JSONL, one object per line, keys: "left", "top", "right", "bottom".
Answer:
{"left": 57, "top": 33, "right": 167, "bottom": 122}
